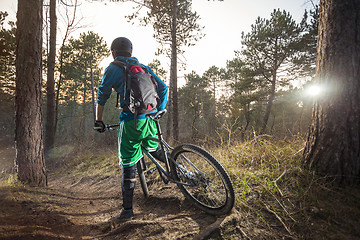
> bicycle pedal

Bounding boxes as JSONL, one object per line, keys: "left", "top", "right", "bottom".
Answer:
{"left": 145, "top": 167, "right": 157, "bottom": 175}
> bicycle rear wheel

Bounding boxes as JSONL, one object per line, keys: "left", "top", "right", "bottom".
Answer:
{"left": 170, "top": 144, "right": 235, "bottom": 215}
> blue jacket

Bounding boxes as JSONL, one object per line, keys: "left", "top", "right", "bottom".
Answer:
{"left": 97, "top": 56, "right": 168, "bottom": 122}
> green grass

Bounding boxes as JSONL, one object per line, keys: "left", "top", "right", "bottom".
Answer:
{"left": 60, "top": 147, "right": 121, "bottom": 178}
{"left": 0, "top": 172, "right": 22, "bottom": 187}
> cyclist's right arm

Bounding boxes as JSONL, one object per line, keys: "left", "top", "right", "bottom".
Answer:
{"left": 97, "top": 64, "right": 123, "bottom": 106}
{"left": 95, "top": 64, "right": 123, "bottom": 128}
{"left": 96, "top": 104, "right": 105, "bottom": 121}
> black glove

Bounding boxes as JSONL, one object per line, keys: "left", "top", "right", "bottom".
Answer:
{"left": 94, "top": 120, "right": 106, "bottom": 133}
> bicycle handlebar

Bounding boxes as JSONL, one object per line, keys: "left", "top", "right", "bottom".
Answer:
{"left": 93, "top": 109, "right": 167, "bottom": 131}
{"left": 93, "top": 124, "right": 119, "bottom": 131}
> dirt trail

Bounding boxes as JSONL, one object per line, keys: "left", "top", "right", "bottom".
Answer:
{"left": 0, "top": 140, "right": 241, "bottom": 240}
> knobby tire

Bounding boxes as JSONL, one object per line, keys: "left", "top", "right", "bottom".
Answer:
{"left": 170, "top": 144, "right": 235, "bottom": 215}
{"left": 137, "top": 159, "right": 149, "bottom": 198}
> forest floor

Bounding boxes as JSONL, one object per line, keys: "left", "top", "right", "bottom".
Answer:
{"left": 1, "top": 137, "right": 360, "bottom": 240}
{"left": 0, "top": 139, "right": 242, "bottom": 240}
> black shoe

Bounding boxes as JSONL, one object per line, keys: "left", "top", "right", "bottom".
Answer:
{"left": 111, "top": 208, "right": 134, "bottom": 228}
{"left": 115, "top": 208, "right": 134, "bottom": 221}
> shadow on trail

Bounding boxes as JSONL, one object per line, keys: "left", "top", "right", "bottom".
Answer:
{"left": 98, "top": 194, "right": 221, "bottom": 240}
{"left": 0, "top": 187, "right": 97, "bottom": 240}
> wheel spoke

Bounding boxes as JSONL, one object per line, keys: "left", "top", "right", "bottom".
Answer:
{"left": 175, "top": 151, "right": 227, "bottom": 208}
{"left": 170, "top": 144, "right": 234, "bottom": 215}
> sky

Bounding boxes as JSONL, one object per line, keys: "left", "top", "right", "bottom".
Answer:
{"left": 1, "top": 0, "right": 315, "bottom": 84}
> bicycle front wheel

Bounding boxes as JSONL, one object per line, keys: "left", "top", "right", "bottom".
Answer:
{"left": 170, "top": 144, "right": 235, "bottom": 215}
{"left": 137, "top": 158, "right": 149, "bottom": 198}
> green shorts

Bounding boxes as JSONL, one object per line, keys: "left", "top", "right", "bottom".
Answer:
{"left": 118, "top": 118, "right": 158, "bottom": 167}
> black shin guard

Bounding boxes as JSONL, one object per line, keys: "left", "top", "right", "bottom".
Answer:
{"left": 122, "top": 179, "right": 136, "bottom": 210}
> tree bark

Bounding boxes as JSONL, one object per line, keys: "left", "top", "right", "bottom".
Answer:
{"left": 170, "top": 0, "right": 179, "bottom": 141}
{"left": 261, "top": 77, "right": 276, "bottom": 134}
{"left": 15, "top": 0, "right": 47, "bottom": 186}
{"left": 165, "top": 88, "right": 172, "bottom": 139}
{"left": 45, "top": 0, "right": 57, "bottom": 151}
{"left": 303, "top": 0, "right": 360, "bottom": 185}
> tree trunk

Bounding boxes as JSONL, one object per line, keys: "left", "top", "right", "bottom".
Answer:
{"left": 15, "top": 0, "right": 47, "bottom": 186}
{"left": 45, "top": 0, "right": 57, "bottom": 151}
{"left": 82, "top": 76, "right": 87, "bottom": 137}
{"left": 170, "top": 0, "right": 179, "bottom": 141}
{"left": 303, "top": 0, "right": 360, "bottom": 185}
{"left": 55, "top": 56, "right": 64, "bottom": 133}
{"left": 55, "top": 0, "right": 79, "bottom": 134}
{"left": 165, "top": 88, "right": 172, "bottom": 139}
{"left": 261, "top": 78, "right": 276, "bottom": 134}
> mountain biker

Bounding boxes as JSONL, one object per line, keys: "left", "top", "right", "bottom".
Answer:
{"left": 94, "top": 37, "right": 168, "bottom": 221}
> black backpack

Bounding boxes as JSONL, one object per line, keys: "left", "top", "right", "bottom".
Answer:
{"left": 111, "top": 60, "right": 159, "bottom": 127}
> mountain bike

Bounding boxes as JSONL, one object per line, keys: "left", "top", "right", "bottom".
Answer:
{"left": 97, "top": 109, "right": 235, "bottom": 216}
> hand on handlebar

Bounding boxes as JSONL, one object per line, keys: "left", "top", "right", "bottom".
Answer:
{"left": 94, "top": 120, "right": 105, "bottom": 133}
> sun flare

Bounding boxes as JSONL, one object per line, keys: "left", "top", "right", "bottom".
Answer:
{"left": 307, "top": 85, "right": 322, "bottom": 96}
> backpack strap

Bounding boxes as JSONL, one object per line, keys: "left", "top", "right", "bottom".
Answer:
{"left": 111, "top": 60, "right": 129, "bottom": 108}
{"left": 134, "top": 111, "right": 138, "bottom": 129}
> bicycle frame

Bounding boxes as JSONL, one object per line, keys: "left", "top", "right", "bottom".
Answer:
{"left": 141, "top": 110, "right": 174, "bottom": 184}
{"left": 141, "top": 110, "right": 195, "bottom": 187}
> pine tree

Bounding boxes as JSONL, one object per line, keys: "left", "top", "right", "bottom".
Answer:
{"left": 304, "top": 0, "right": 360, "bottom": 185}
{"left": 240, "top": 9, "right": 305, "bottom": 134}
{"left": 15, "top": 0, "right": 47, "bottom": 186}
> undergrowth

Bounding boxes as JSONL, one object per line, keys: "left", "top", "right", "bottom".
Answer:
{"left": 58, "top": 144, "right": 121, "bottom": 178}
{"left": 212, "top": 136, "right": 360, "bottom": 239}
{"left": 0, "top": 171, "right": 21, "bottom": 187}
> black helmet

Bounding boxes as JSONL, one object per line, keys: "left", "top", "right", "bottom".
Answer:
{"left": 111, "top": 37, "right": 133, "bottom": 57}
